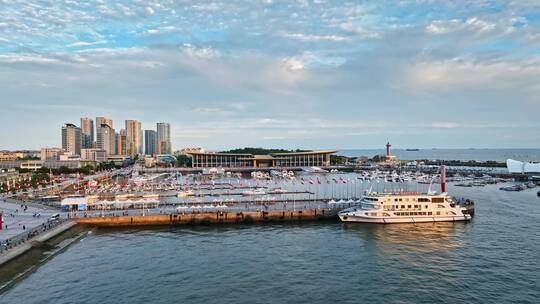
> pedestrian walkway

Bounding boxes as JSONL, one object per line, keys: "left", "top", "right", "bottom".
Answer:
{"left": 0, "top": 198, "right": 59, "bottom": 241}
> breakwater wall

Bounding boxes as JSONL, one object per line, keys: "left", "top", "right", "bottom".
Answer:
{"left": 75, "top": 209, "right": 340, "bottom": 227}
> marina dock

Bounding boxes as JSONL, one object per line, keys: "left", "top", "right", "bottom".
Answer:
{"left": 75, "top": 208, "right": 339, "bottom": 227}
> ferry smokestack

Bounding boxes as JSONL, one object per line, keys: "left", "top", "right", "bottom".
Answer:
{"left": 440, "top": 165, "right": 446, "bottom": 193}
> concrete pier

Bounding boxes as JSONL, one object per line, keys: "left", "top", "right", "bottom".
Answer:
{"left": 75, "top": 209, "right": 339, "bottom": 227}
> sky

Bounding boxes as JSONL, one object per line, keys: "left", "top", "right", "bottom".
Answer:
{"left": 0, "top": 0, "right": 539, "bottom": 151}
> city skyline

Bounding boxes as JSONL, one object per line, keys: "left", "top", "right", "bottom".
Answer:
{"left": 55, "top": 117, "right": 172, "bottom": 157}
{"left": 1, "top": 1, "right": 540, "bottom": 150}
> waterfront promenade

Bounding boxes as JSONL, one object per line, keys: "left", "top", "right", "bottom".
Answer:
{"left": 0, "top": 198, "right": 61, "bottom": 239}
{"left": 0, "top": 197, "right": 69, "bottom": 263}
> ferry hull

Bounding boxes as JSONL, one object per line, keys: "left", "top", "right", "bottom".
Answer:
{"left": 338, "top": 214, "right": 471, "bottom": 224}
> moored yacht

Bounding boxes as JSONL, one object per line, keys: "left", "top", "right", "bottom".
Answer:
{"left": 338, "top": 166, "right": 474, "bottom": 224}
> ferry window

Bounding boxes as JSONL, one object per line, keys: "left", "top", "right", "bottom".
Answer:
{"left": 401, "top": 205, "right": 405, "bottom": 208}
{"left": 428, "top": 212, "right": 432, "bottom": 215}
{"left": 425, "top": 205, "right": 428, "bottom": 209}
{"left": 405, "top": 198, "right": 409, "bottom": 202}
{"left": 407, "top": 205, "right": 411, "bottom": 208}
{"left": 394, "top": 199, "right": 398, "bottom": 202}
{"left": 436, "top": 212, "right": 440, "bottom": 215}
{"left": 399, "top": 199, "right": 403, "bottom": 202}
{"left": 432, "top": 198, "right": 444, "bottom": 203}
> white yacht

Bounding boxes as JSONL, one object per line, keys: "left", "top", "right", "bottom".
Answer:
{"left": 338, "top": 165, "right": 474, "bottom": 224}
{"left": 338, "top": 191, "right": 473, "bottom": 224}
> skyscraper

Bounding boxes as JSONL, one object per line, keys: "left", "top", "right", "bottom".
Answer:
{"left": 80, "top": 117, "right": 94, "bottom": 148}
{"left": 156, "top": 122, "right": 171, "bottom": 154}
{"left": 114, "top": 130, "right": 128, "bottom": 155}
{"left": 96, "top": 116, "right": 113, "bottom": 130}
{"left": 96, "top": 123, "right": 115, "bottom": 156}
{"left": 115, "top": 132, "right": 122, "bottom": 155}
{"left": 120, "top": 129, "right": 127, "bottom": 156}
{"left": 144, "top": 130, "right": 157, "bottom": 156}
{"left": 125, "top": 120, "right": 142, "bottom": 158}
{"left": 61, "top": 123, "right": 82, "bottom": 156}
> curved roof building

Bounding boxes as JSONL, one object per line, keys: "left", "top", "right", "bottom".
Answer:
{"left": 188, "top": 150, "right": 336, "bottom": 168}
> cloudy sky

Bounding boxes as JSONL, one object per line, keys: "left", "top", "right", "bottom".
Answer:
{"left": 1, "top": 0, "right": 539, "bottom": 150}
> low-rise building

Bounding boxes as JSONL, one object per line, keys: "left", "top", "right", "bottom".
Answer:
{"left": 81, "top": 149, "right": 108, "bottom": 162}
{"left": 43, "top": 160, "right": 96, "bottom": 169}
{"left": 107, "top": 155, "right": 132, "bottom": 166}
{"left": 59, "top": 154, "right": 82, "bottom": 161}
{"left": 40, "top": 147, "right": 64, "bottom": 161}
{"left": 20, "top": 160, "right": 44, "bottom": 170}
{"left": 188, "top": 150, "right": 336, "bottom": 168}
{"left": 0, "top": 151, "right": 18, "bottom": 161}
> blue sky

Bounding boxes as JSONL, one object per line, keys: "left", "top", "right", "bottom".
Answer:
{"left": 0, "top": 0, "right": 539, "bottom": 150}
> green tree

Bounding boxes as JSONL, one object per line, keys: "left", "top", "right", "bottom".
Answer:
{"left": 330, "top": 155, "right": 349, "bottom": 165}
{"left": 176, "top": 155, "right": 192, "bottom": 167}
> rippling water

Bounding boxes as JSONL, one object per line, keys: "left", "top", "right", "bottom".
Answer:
{"left": 2, "top": 184, "right": 540, "bottom": 304}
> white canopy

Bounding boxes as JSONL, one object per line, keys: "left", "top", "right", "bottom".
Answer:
{"left": 61, "top": 197, "right": 87, "bottom": 206}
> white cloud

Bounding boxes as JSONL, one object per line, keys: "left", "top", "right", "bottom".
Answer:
{"left": 281, "top": 32, "right": 349, "bottom": 42}
{"left": 67, "top": 40, "right": 107, "bottom": 48}
{"left": 426, "top": 17, "right": 496, "bottom": 35}
{"left": 406, "top": 58, "right": 540, "bottom": 92}
{"left": 340, "top": 22, "right": 380, "bottom": 38}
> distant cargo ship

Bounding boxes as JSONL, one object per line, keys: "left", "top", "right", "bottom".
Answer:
{"left": 406, "top": 148, "right": 420, "bottom": 151}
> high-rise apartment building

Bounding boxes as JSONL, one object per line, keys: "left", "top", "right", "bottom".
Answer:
{"left": 96, "top": 117, "right": 113, "bottom": 130}
{"left": 115, "top": 130, "right": 128, "bottom": 156}
{"left": 156, "top": 122, "right": 171, "bottom": 155}
{"left": 115, "top": 132, "right": 122, "bottom": 156}
{"left": 125, "top": 120, "right": 142, "bottom": 158}
{"left": 144, "top": 130, "right": 157, "bottom": 156}
{"left": 80, "top": 117, "right": 94, "bottom": 148}
{"left": 61, "top": 123, "right": 82, "bottom": 156}
{"left": 96, "top": 123, "right": 115, "bottom": 156}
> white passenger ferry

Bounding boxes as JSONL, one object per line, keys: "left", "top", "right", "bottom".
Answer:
{"left": 338, "top": 191, "right": 473, "bottom": 224}
{"left": 338, "top": 166, "right": 474, "bottom": 224}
